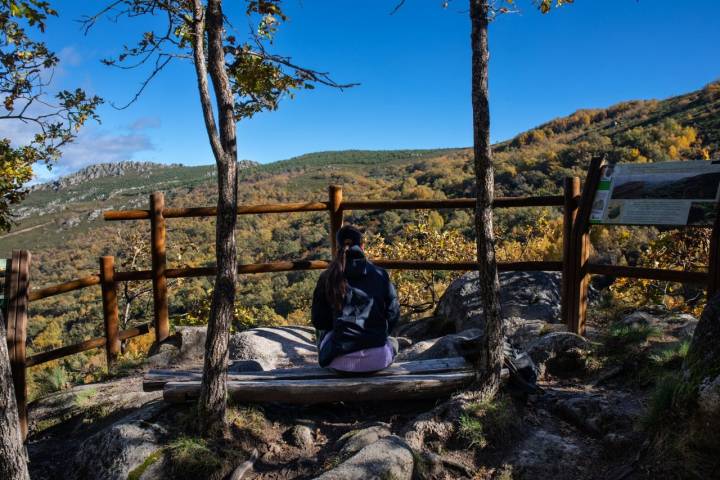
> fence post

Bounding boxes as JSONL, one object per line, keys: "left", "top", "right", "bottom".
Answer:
{"left": 100, "top": 256, "right": 120, "bottom": 366}
{"left": 708, "top": 204, "right": 720, "bottom": 299}
{"left": 329, "top": 185, "right": 344, "bottom": 253}
{"left": 561, "top": 177, "right": 581, "bottom": 328}
{"left": 568, "top": 158, "right": 605, "bottom": 335}
{"left": 5, "top": 250, "right": 30, "bottom": 440}
{"left": 150, "top": 192, "right": 169, "bottom": 343}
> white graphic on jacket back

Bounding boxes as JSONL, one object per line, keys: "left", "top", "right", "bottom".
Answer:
{"left": 338, "top": 286, "right": 374, "bottom": 328}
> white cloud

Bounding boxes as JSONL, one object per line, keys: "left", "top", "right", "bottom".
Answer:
{"left": 52, "top": 128, "right": 155, "bottom": 174}
{"left": 128, "top": 116, "right": 162, "bottom": 130}
{"left": 58, "top": 46, "right": 83, "bottom": 67}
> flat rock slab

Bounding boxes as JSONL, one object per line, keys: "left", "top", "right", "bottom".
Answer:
{"left": 147, "top": 326, "right": 319, "bottom": 370}
{"left": 314, "top": 436, "right": 414, "bottom": 480}
{"left": 229, "top": 325, "right": 318, "bottom": 370}
{"left": 29, "top": 376, "right": 162, "bottom": 436}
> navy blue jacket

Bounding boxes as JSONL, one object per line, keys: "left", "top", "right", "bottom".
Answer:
{"left": 311, "top": 254, "right": 400, "bottom": 367}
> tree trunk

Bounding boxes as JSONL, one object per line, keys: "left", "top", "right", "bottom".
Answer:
{"left": 0, "top": 312, "right": 30, "bottom": 480}
{"left": 194, "top": 0, "right": 239, "bottom": 436}
{"left": 470, "top": 0, "right": 503, "bottom": 398}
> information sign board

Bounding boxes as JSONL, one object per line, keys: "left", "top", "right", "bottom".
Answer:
{"left": 590, "top": 160, "right": 720, "bottom": 226}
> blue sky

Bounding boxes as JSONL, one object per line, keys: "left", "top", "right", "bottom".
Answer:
{"left": 11, "top": 0, "right": 720, "bottom": 180}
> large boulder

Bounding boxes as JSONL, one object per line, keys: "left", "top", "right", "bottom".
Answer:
{"left": 393, "top": 315, "right": 454, "bottom": 343}
{"left": 148, "top": 325, "right": 318, "bottom": 370}
{"left": 146, "top": 326, "right": 208, "bottom": 368}
{"left": 337, "top": 424, "right": 393, "bottom": 457}
{"left": 394, "top": 329, "right": 483, "bottom": 362}
{"left": 68, "top": 402, "right": 166, "bottom": 480}
{"left": 229, "top": 325, "right": 318, "bottom": 370}
{"left": 685, "top": 293, "right": 720, "bottom": 385}
{"left": 698, "top": 374, "right": 720, "bottom": 416}
{"left": 435, "top": 271, "right": 562, "bottom": 334}
{"left": 314, "top": 436, "right": 413, "bottom": 480}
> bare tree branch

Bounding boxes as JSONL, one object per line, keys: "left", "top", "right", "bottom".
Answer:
{"left": 190, "top": 0, "right": 224, "bottom": 162}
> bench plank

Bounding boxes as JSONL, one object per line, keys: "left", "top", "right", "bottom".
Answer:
{"left": 163, "top": 371, "right": 475, "bottom": 404}
{"left": 144, "top": 356, "right": 472, "bottom": 391}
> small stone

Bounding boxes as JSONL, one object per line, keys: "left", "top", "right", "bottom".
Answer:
{"left": 287, "top": 425, "right": 314, "bottom": 450}
{"left": 620, "top": 311, "right": 658, "bottom": 328}
{"left": 527, "top": 332, "right": 590, "bottom": 377}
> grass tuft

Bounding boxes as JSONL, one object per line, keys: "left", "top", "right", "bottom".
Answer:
{"left": 606, "top": 323, "right": 661, "bottom": 349}
{"left": 642, "top": 372, "right": 685, "bottom": 431}
{"left": 649, "top": 340, "right": 690, "bottom": 368}
{"left": 74, "top": 387, "right": 98, "bottom": 407}
{"left": 36, "top": 366, "right": 69, "bottom": 396}
{"left": 459, "top": 395, "right": 520, "bottom": 449}
{"left": 226, "top": 405, "right": 267, "bottom": 438}
{"left": 127, "top": 449, "right": 163, "bottom": 480}
{"left": 166, "top": 437, "right": 223, "bottom": 480}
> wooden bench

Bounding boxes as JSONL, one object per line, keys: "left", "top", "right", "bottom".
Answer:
{"left": 144, "top": 357, "right": 476, "bottom": 404}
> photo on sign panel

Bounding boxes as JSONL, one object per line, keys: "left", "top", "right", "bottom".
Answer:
{"left": 610, "top": 171, "right": 720, "bottom": 201}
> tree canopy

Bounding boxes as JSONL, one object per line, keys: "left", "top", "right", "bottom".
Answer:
{"left": 0, "top": 0, "right": 102, "bottom": 231}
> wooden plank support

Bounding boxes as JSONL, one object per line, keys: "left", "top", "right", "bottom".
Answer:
{"left": 163, "top": 371, "right": 475, "bottom": 404}
{"left": 144, "top": 356, "right": 472, "bottom": 391}
{"left": 562, "top": 177, "right": 581, "bottom": 327}
{"left": 5, "top": 250, "right": 30, "bottom": 440}
{"left": 100, "top": 256, "right": 120, "bottom": 366}
{"left": 343, "top": 195, "right": 564, "bottom": 211}
{"left": 103, "top": 202, "right": 330, "bottom": 221}
{"left": 104, "top": 195, "right": 566, "bottom": 221}
{"left": 28, "top": 275, "right": 101, "bottom": 302}
{"left": 587, "top": 264, "right": 708, "bottom": 284}
{"left": 159, "top": 260, "right": 564, "bottom": 280}
{"left": 25, "top": 323, "right": 151, "bottom": 368}
{"left": 708, "top": 203, "right": 720, "bottom": 299}
{"left": 150, "top": 192, "right": 169, "bottom": 342}
{"left": 567, "top": 158, "right": 605, "bottom": 335}
{"left": 329, "top": 185, "right": 343, "bottom": 253}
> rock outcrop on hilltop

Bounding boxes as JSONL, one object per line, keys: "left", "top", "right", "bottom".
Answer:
{"left": 30, "top": 162, "right": 182, "bottom": 192}
{"left": 30, "top": 160, "right": 258, "bottom": 192}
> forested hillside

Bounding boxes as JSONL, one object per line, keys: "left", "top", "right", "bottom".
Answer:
{"left": 2, "top": 81, "right": 718, "bottom": 398}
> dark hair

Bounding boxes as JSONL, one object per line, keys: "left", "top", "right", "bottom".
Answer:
{"left": 325, "top": 226, "right": 363, "bottom": 310}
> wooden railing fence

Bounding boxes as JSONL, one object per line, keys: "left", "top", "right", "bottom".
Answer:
{"left": 4, "top": 159, "right": 719, "bottom": 439}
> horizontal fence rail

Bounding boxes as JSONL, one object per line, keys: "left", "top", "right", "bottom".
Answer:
{"left": 28, "top": 274, "right": 101, "bottom": 302}
{"left": 25, "top": 323, "right": 151, "bottom": 368}
{"left": 103, "top": 195, "right": 568, "bottom": 221}
{"left": 586, "top": 264, "right": 708, "bottom": 284}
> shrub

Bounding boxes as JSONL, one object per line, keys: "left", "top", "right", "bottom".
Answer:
{"left": 35, "top": 366, "right": 69, "bottom": 396}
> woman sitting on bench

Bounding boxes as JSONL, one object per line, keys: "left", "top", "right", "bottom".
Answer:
{"left": 312, "top": 225, "right": 400, "bottom": 372}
